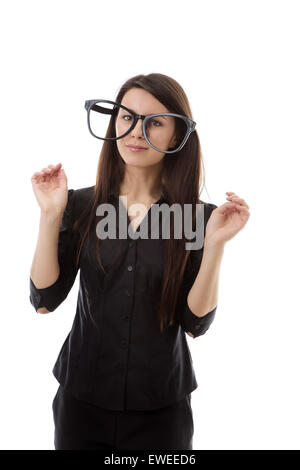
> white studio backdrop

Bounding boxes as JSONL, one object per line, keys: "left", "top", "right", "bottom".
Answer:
{"left": 0, "top": 0, "right": 299, "bottom": 450}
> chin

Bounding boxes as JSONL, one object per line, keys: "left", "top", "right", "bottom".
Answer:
{"left": 125, "top": 159, "right": 152, "bottom": 167}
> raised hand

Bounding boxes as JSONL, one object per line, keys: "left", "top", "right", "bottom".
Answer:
{"left": 204, "top": 191, "right": 250, "bottom": 249}
{"left": 31, "top": 163, "right": 68, "bottom": 215}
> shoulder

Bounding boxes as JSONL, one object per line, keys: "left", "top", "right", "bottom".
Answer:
{"left": 73, "top": 185, "right": 95, "bottom": 198}
{"left": 199, "top": 200, "right": 218, "bottom": 219}
{"left": 73, "top": 185, "right": 95, "bottom": 205}
{"left": 199, "top": 199, "right": 218, "bottom": 210}
{"left": 66, "top": 185, "right": 95, "bottom": 219}
{"left": 206, "top": 202, "right": 218, "bottom": 210}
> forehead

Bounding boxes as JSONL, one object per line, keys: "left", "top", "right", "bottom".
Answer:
{"left": 120, "top": 88, "right": 169, "bottom": 115}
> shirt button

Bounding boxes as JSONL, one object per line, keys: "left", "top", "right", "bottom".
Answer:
{"left": 125, "top": 289, "right": 131, "bottom": 297}
{"left": 127, "top": 265, "right": 133, "bottom": 271}
{"left": 128, "top": 241, "right": 133, "bottom": 248}
{"left": 122, "top": 314, "right": 129, "bottom": 320}
{"left": 121, "top": 340, "right": 128, "bottom": 349}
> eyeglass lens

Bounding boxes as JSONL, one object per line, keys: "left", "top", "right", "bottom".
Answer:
{"left": 88, "top": 101, "right": 188, "bottom": 152}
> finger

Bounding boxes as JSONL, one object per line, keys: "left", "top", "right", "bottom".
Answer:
{"left": 52, "top": 163, "right": 62, "bottom": 173}
{"left": 40, "top": 165, "right": 59, "bottom": 176}
{"left": 231, "top": 202, "right": 250, "bottom": 214}
{"left": 227, "top": 195, "right": 249, "bottom": 209}
{"left": 227, "top": 196, "right": 249, "bottom": 208}
{"left": 42, "top": 165, "right": 56, "bottom": 172}
{"left": 219, "top": 202, "right": 236, "bottom": 214}
{"left": 45, "top": 165, "right": 56, "bottom": 175}
{"left": 221, "top": 201, "right": 250, "bottom": 216}
{"left": 227, "top": 195, "right": 242, "bottom": 201}
{"left": 32, "top": 172, "right": 46, "bottom": 183}
{"left": 33, "top": 169, "right": 46, "bottom": 176}
{"left": 44, "top": 166, "right": 54, "bottom": 173}
{"left": 31, "top": 172, "right": 41, "bottom": 182}
{"left": 49, "top": 163, "right": 62, "bottom": 174}
{"left": 220, "top": 202, "right": 235, "bottom": 208}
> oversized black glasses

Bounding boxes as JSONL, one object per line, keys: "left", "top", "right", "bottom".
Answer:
{"left": 84, "top": 99, "right": 197, "bottom": 154}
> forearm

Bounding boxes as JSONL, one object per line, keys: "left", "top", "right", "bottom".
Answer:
{"left": 30, "top": 210, "right": 63, "bottom": 289}
{"left": 187, "top": 243, "right": 225, "bottom": 318}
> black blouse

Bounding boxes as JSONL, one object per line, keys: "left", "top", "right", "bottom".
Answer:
{"left": 29, "top": 186, "right": 218, "bottom": 411}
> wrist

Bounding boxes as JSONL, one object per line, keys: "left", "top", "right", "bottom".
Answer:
{"left": 203, "top": 239, "right": 225, "bottom": 255}
{"left": 40, "top": 209, "right": 64, "bottom": 224}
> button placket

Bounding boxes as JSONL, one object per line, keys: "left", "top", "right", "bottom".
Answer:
{"left": 118, "top": 248, "right": 136, "bottom": 390}
{"left": 123, "top": 262, "right": 134, "bottom": 321}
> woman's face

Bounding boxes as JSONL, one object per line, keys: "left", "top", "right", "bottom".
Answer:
{"left": 115, "top": 87, "right": 177, "bottom": 167}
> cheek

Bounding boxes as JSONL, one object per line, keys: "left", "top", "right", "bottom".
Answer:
{"left": 158, "top": 129, "right": 174, "bottom": 144}
{"left": 147, "top": 150, "right": 165, "bottom": 164}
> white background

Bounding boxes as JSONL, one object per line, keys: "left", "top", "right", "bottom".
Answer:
{"left": 0, "top": 0, "right": 299, "bottom": 450}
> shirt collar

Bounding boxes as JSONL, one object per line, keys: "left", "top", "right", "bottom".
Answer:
{"left": 109, "top": 191, "right": 166, "bottom": 205}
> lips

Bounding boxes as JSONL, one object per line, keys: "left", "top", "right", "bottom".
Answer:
{"left": 126, "top": 144, "right": 148, "bottom": 150}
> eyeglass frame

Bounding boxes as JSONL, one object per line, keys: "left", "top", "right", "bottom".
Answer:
{"left": 84, "top": 99, "right": 197, "bottom": 154}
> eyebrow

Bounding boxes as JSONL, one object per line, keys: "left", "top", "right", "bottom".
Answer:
{"left": 122, "top": 107, "right": 169, "bottom": 120}
{"left": 145, "top": 114, "right": 168, "bottom": 120}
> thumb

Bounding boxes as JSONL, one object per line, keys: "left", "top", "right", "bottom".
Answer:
{"left": 58, "top": 167, "right": 67, "bottom": 178}
{"left": 57, "top": 168, "right": 68, "bottom": 185}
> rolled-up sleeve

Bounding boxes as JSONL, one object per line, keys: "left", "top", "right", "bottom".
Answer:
{"left": 29, "top": 188, "right": 80, "bottom": 312}
{"left": 177, "top": 202, "right": 218, "bottom": 338}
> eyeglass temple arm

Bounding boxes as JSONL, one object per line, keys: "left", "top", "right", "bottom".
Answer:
{"left": 85, "top": 101, "right": 116, "bottom": 115}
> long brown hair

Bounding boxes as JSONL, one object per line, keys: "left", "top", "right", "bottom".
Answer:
{"left": 73, "top": 73, "right": 208, "bottom": 333}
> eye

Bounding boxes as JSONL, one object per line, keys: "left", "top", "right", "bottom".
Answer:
{"left": 122, "top": 114, "right": 132, "bottom": 121}
{"left": 150, "top": 119, "right": 162, "bottom": 127}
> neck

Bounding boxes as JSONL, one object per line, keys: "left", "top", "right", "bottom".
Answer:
{"left": 119, "top": 165, "right": 163, "bottom": 201}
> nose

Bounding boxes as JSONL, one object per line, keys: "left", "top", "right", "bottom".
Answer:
{"left": 129, "top": 118, "right": 145, "bottom": 139}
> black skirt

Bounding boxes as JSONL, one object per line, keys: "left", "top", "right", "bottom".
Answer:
{"left": 52, "top": 384, "right": 194, "bottom": 450}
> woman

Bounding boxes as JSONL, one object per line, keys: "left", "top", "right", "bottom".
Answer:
{"left": 29, "top": 73, "right": 250, "bottom": 450}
